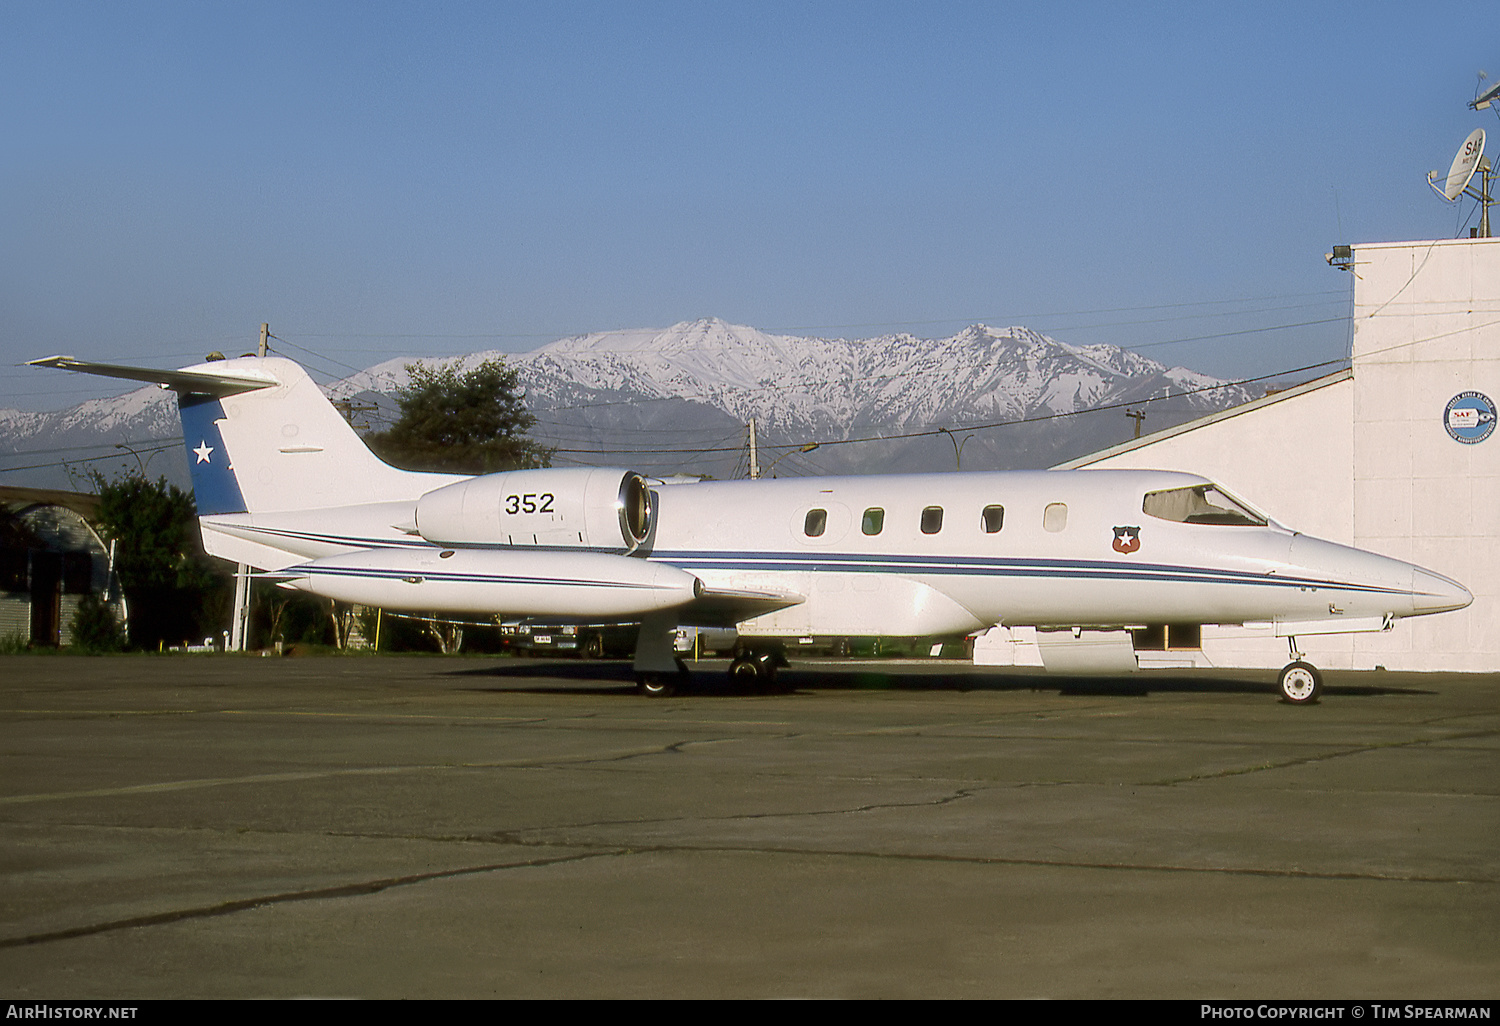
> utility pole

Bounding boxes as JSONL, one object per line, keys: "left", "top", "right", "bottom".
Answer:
{"left": 747, "top": 418, "right": 760, "bottom": 479}
{"left": 1479, "top": 157, "right": 1494, "bottom": 239}
{"left": 1126, "top": 408, "right": 1146, "bottom": 439}
{"left": 229, "top": 565, "right": 250, "bottom": 652}
{"left": 332, "top": 399, "right": 378, "bottom": 430}
{"left": 231, "top": 322, "right": 271, "bottom": 653}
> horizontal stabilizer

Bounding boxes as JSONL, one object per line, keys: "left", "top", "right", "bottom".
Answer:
{"left": 28, "top": 355, "right": 278, "bottom": 397}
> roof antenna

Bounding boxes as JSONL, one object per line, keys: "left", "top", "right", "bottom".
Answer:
{"left": 1471, "top": 70, "right": 1500, "bottom": 112}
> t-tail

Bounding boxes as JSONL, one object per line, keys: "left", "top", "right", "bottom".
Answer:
{"left": 28, "top": 355, "right": 461, "bottom": 567}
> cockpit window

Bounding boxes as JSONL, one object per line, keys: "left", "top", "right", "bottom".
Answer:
{"left": 1142, "top": 485, "right": 1266, "bottom": 527}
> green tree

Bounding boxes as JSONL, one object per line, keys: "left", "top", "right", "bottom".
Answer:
{"left": 69, "top": 593, "right": 125, "bottom": 653}
{"left": 88, "top": 472, "right": 231, "bottom": 649}
{"left": 365, "top": 359, "right": 552, "bottom": 474}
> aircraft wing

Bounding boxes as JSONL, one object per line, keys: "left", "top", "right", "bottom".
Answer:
{"left": 28, "top": 356, "right": 279, "bottom": 397}
{"left": 672, "top": 585, "right": 804, "bottom": 628}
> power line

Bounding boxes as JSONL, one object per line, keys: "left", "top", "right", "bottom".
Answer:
{"left": 238, "top": 287, "right": 1349, "bottom": 349}
{"left": 5, "top": 354, "right": 1347, "bottom": 478}
{"left": 519, "top": 314, "right": 1346, "bottom": 430}
{"left": 541, "top": 358, "right": 1347, "bottom": 457}
{"left": 0, "top": 442, "right": 178, "bottom": 475}
{"left": 0, "top": 436, "right": 180, "bottom": 460}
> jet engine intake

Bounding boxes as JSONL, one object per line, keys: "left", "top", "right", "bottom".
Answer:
{"left": 415, "top": 468, "right": 653, "bottom": 551}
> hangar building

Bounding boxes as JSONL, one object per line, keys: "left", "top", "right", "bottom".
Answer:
{"left": 0, "top": 487, "right": 125, "bottom": 648}
{"left": 1057, "top": 236, "right": 1497, "bottom": 673}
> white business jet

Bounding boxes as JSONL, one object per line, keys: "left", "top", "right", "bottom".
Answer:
{"left": 33, "top": 354, "right": 1471, "bottom": 703}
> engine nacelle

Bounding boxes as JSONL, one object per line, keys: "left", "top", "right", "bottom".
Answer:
{"left": 415, "top": 467, "right": 653, "bottom": 551}
{"left": 280, "top": 547, "right": 699, "bottom": 619}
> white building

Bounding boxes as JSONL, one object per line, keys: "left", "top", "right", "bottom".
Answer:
{"left": 1056, "top": 236, "right": 1498, "bottom": 673}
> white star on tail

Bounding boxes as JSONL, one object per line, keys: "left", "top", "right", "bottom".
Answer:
{"left": 193, "top": 441, "right": 214, "bottom": 464}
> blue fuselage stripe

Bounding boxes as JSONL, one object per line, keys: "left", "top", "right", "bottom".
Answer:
{"left": 245, "top": 521, "right": 1416, "bottom": 600}
{"left": 644, "top": 550, "right": 1409, "bottom": 598}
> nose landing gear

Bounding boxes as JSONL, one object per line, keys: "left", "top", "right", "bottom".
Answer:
{"left": 1278, "top": 637, "right": 1323, "bottom": 704}
{"left": 1278, "top": 661, "right": 1323, "bottom": 703}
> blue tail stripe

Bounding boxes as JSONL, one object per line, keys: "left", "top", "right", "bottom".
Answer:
{"left": 179, "top": 395, "right": 247, "bottom": 515}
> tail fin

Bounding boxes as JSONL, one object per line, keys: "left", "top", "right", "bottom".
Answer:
{"left": 31, "top": 355, "right": 454, "bottom": 514}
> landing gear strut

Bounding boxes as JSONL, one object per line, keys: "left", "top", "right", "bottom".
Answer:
{"left": 634, "top": 614, "right": 688, "bottom": 697}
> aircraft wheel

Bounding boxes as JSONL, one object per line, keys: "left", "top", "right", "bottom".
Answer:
{"left": 636, "top": 672, "right": 679, "bottom": 698}
{"left": 1278, "top": 661, "right": 1322, "bottom": 704}
{"left": 729, "top": 652, "right": 781, "bottom": 692}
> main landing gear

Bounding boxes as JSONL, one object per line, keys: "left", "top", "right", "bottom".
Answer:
{"left": 636, "top": 659, "right": 690, "bottom": 698}
{"left": 728, "top": 644, "right": 788, "bottom": 693}
{"left": 1278, "top": 637, "right": 1323, "bottom": 704}
{"left": 632, "top": 641, "right": 789, "bottom": 698}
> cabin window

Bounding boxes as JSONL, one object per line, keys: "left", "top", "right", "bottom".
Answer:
{"left": 921, "top": 506, "right": 944, "bottom": 534}
{"left": 862, "top": 507, "right": 885, "bottom": 535}
{"left": 1043, "top": 502, "right": 1068, "bottom": 533}
{"left": 804, "top": 509, "right": 828, "bottom": 538}
{"left": 1142, "top": 485, "right": 1265, "bottom": 526}
{"left": 981, "top": 505, "right": 1005, "bottom": 533}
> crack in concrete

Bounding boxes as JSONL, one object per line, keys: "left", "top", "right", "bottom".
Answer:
{"left": 7, "top": 830, "right": 1488, "bottom": 952}
{"left": 0, "top": 849, "right": 620, "bottom": 951}
{"left": 0, "top": 784, "right": 983, "bottom": 848}
{"left": 464, "top": 786, "right": 984, "bottom": 839}
{"left": 0, "top": 740, "right": 704, "bottom": 805}
{"left": 1148, "top": 729, "right": 1500, "bottom": 786}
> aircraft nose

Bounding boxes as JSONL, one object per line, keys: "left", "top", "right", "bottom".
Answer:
{"left": 1411, "top": 568, "right": 1473, "bottom": 615}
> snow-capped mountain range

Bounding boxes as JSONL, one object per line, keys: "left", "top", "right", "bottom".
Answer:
{"left": 3, "top": 318, "right": 1257, "bottom": 488}
{"left": 335, "top": 318, "right": 1254, "bottom": 478}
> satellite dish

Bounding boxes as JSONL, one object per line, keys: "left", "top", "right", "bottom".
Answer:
{"left": 1431, "top": 128, "right": 1486, "bottom": 202}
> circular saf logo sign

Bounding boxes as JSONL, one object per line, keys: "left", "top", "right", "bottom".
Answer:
{"left": 1444, "top": 391, "right": 1496, "bottom": 444}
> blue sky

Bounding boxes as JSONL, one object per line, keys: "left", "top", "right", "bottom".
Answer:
{"left": 3, "top": 1, "right": 1496, "bottom": 411}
